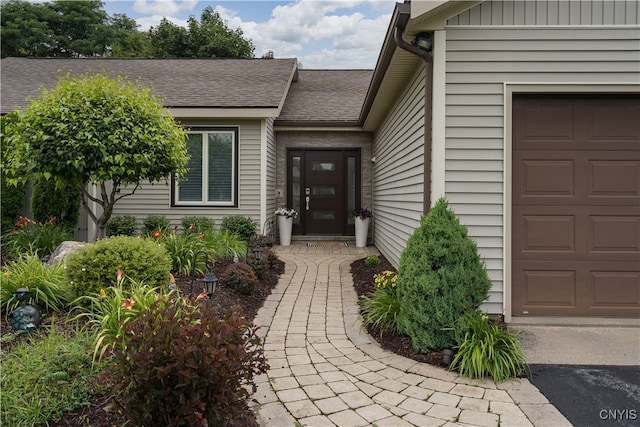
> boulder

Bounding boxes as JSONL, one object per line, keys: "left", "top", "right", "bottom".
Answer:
{"left": 47, "top": 241, "right": 87, "bottom": 265}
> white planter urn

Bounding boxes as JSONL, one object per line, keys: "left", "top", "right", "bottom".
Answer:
{"left": 278, "top": 216, "right": 293, "bottom": 246}
{"left": 354, "top": 217, "right": 370, "bottom": 247}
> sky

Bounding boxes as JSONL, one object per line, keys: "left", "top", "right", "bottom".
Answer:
{"left": 102, "top": 0, "right": 397, "bottom": 69}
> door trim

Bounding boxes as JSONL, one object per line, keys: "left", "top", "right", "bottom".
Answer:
{"left": 287, "top": 148, "right": 361, "bottom": 236}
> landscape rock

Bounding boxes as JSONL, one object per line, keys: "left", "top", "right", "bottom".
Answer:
{"left": 47, "top": 241, "right": 87, "bottom": 265}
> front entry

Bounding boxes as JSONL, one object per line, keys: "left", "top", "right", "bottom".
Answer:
{"left": 288, "top": 149, "right": 360, "bottom": 235}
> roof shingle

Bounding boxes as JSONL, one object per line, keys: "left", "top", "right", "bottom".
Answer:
{"left": 1, "top": 57, "right": 298, "bottom": 114}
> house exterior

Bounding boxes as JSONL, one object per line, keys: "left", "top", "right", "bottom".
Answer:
{"left": 2, "top": 0, "right": 638, "bottom": 321}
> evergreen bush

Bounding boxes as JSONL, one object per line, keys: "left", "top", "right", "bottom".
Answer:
{"left": 106, "top": 215, "right": 137, "bottom": 237}
{"left": 220, "top": 216, "right": 256, "bottom": 241}
{"left": 31, "top": 175, "right": 82, "bottom": 232}
{"left": 396, "top": 198, "right": 492, "bottom": 352}
{"left": 66, "top": 236, "right": 171, "bottom": 298}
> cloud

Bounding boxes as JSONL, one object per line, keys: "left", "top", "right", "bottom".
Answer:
{"left": 135, "top": 14, "right": 189, "bottom": 31}
{"left": 133, "top": 0, "right": 198, "bottom": 16}
{"left": 215, "top": 0, "right": 393, "bottom": 68}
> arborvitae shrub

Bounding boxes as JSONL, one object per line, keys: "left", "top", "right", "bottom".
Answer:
{"left": 66, "top": 236, "right": 171, "bottom": 297}
{"left": 106, "top": 215, "right": 137, "bottom": 237}
{"left": 108, "top": 299, "right": 268, "bottom": 426}
{"left": 396, "top": 198, "right": 492, "bottom": 352}
{"left": 181, "top": 216, "right": 214, "bottom": 235}
{"left": 221, "top": 215, "right": 256, "bottom": 241}
{"left": 221, "top": 261, "right": 257, "bottom": 295}
{"left": 31, "top": 175, "right": 82, "bottom": 232}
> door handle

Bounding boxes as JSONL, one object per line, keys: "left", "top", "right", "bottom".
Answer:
{"left": 305, "top": 196, "right": 310, "bottom": 210}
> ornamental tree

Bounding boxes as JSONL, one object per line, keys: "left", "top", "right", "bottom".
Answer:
{"left": 3, "top": 72, "right": 189, "bottom": 239}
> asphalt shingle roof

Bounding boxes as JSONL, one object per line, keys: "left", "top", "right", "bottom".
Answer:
{"left": 276, "top": 69, "right": 373, "bottom": 124}
{"left": 1, "top": 57, "right": 298, "bottom": 114}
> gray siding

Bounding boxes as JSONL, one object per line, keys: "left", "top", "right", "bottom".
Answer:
{"left": 372, "top": 64, "right": 426, "bottom": 269}
{"left": 265, "top": 118, "right": 277, "bottom": 236}
{"left": 443, "top": 22, "right": 640, "bottom": 313}
{"left": 448, "top": 0, "right": 640, "bottom": 25}
{"left": 112, "top": 119, "right": 263, "bottom": 231}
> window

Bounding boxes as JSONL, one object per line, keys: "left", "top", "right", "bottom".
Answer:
{"left": 174, "top": 128, "right": 238, "bottom": 206}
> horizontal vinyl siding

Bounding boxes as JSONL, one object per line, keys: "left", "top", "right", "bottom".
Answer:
{"left": 444, "top": 24, "right": 640, "bottom": 314}
{"left": 373, "top": 64, "right": 425, "bottom": 269}
{"left": 112, "top": 119, "right": 263, "bottom": 231}
{"left": 447, "top": 0, "right": 639, "bottom": 26}
{"left": 265, "top": 118, "right": 277, "bottom": 236}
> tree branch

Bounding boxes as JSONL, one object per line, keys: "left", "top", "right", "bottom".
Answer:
{"left": 114, "top": 182, "right": 140, "bottom": 203}
{"left": 80, "top": 187, "right": 98, "bottom": 225}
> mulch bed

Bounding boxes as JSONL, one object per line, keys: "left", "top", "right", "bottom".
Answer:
{"left": 2, "top": 251, "right": 452, "bottom": 426}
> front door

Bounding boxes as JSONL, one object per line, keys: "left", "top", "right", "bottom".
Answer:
{"left": 288, "top": 149, "right": 360, "bottom": 235}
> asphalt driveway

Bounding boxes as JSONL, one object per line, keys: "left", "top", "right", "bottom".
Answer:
{"left": 529, "top": 364, "right": 640, "bottom": 427}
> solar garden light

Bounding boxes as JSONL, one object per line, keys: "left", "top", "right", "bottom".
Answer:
{"left": 189, "top": 250, "right": 218, "bottom": 297}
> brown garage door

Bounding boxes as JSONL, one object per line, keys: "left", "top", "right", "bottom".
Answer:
{"left": 512, "top": 95, "right": 640, "bottom": 317}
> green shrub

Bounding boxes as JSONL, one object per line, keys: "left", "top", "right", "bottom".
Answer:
{"left": 220, "top": 215, "right": 256, "bottom": 241}
{"left": 0, "top": 179, "right": 27, "bottom": 236}
{"left": 158, "top": 231, "right": 208, "bottom": 276}
{"left": 396, "top": 198, "right": 492, "bottom": 352}
{"left": 181, "top": 215, "right": 214, "bottom": 235}
{"left": 106, "top": 215, "right": 138, "bottom": 237}
{"left": 1, "top": 217, "right": 73, "bottom": 260}
{"left": 66, "top": 236, "right": 171, "bottom": 298}
{"left": 142, "top": 215, "right": 171, "bottom": 237}
{"left": 365, "top": 254, "right": 381, "bottom": 267}
{"left": 1, "top": 255, "right": 72, "bottom": 313}
{"left": 107, "top": 299, "right": 268, "bottom": 426}
{"left": 71, "top": 272, "right": 176, "bottom": 364}
{"left": 0, "top": 322, "right": 99, "bottom": 427}
{"left": 449, "top": 312, "right": 527, "bottom": 382}
{"left": 200, "top": 230, "right": 247, "bottom": 260}
{"left": 221, "top": 261, "right": 257, "bottom": 295}
{"left": 360, "top": 270, "right": 400, "bottom": 335}
{"left": 0, "top": 113, "right": 28, "bottom": 235}
{"left": 30, "top": 175, "right": 81, "bottom": 232}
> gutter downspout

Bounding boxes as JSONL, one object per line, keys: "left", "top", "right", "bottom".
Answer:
{"left": 393, "top": 17, "right": 433, "bottom": 216}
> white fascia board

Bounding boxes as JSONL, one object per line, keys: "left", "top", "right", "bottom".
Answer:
{"left": 274, "top": 126, "right": 364, "bottom": 132}
{"left": 169, "top": 108, "right": 280, "bottom": 119}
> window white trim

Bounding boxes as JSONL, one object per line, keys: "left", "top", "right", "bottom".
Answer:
{"left": 173, "top": 127, "right": 239, "bottom": 207}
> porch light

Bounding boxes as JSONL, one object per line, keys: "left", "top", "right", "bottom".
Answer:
{"left": 412, "top": 32, "right": 432, "bottom": 52}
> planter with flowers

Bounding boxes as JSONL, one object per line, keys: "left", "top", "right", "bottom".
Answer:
{"left": 352, "top": 208, "right": 372, "bottom": 247}
{"left": 274, "top": 207, "right": 298, "bottom": 246}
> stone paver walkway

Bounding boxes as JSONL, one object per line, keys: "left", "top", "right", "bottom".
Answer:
{"left": 250, "top": 244, "right": 571, "bottom": 426}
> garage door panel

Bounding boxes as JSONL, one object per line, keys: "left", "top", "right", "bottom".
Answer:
{"left": 515, "top": 214, "right": 576, "bottom": 255}
{"left": 514, "top": 206, "right": 639, "bottom": 262}
{"left": 589, "top": 215, "right": 640, "bottom": 256}
{"left": 512, "top": 95, "right": 640, "bottom": 318}
{"left": 587, "top": 102, "right": 640, "bottom": 145}
{"left": 588, "top": 158, "right": 640, "bottom": 201}
{"left": 588, "top": 271, "right": 640, "bottom": 316}
{"left": 513, "top": 262, "right": 640, "bottom": 317}
{"left": 514, "top": 151, "right": 639, "bottom": 205}
{"left": 513, "top": 102, "right": 576, "bottom": 148}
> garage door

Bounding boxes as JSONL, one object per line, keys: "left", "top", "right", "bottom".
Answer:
{"left": 512, "top": 95, "right": 640, "bottom": 317}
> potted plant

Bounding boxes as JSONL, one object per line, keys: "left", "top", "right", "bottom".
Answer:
{"left": 274, "top": 207, "right": 298, "bottom": 246}
{"left": 352, "top": 208, "right": 372, "bottom": 247}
